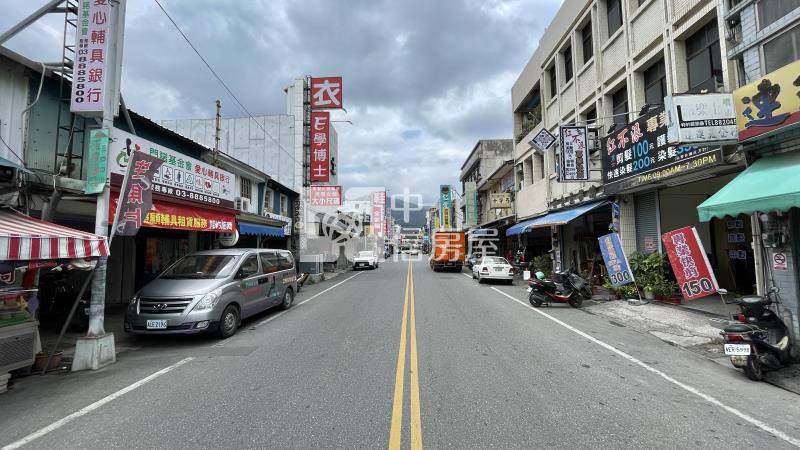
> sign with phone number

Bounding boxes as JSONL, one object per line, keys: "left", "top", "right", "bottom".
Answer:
{"left": 661, "top": 226, "right": 719, "bottom": 301}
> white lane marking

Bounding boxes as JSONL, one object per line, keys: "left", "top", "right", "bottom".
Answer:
{"left": 462, "top": 273, "right": 472, "bottom": 279}
{"left": 2, "top": 357, "right": 195, "bottom": 450}
{"left": 489, "top": 287, "right": 800, "bottom": 448}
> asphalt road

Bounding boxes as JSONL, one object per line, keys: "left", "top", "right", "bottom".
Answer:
{"left": 3, "top": 256, "right": 800, "bottom": 449}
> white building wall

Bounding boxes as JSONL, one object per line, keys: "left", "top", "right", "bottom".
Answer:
{"left": 0, "top": 56, "right": 29, "bottom": 164}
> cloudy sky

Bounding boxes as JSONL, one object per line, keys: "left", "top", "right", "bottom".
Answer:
{"left": 1, "top": 0, "right": 562, "bottom": 203}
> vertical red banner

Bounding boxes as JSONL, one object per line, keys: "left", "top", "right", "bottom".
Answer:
{"left": 310, "top": 111, "right": 330, "bottom": 182}
{"left": 661, "top": 226, "right": 719, "bottom": 301}
{"left": 310, "top": 77, "right": 343, "bottom": 109}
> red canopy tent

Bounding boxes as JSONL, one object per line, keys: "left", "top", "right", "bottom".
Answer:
{"left": 0, "top": 209, "right": 109, "bottom": 261}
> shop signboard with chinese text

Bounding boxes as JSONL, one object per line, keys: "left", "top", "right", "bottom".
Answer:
{"left": 107, "top": 128, "right": 235, "bottom": 209}
{"left": 661, "top": 226, "right": 719, "bottom": 301}
{"left": 665, "top": 94, "right": 737, "bottom": 144}
{"left": 112, "top": 152, "right": 163, "bottom": 236}
{"left": 489, "top": 193, "right": 512, "bottom": 209}
{"left": 70, "top": 0, "right": 109, "bottom": 115}
{"left": 560, "top": 126, "right": 588, "bottom": 181}
{"left": 531, "top": 128, "right": 556, "bottom": 151}
{"left": 733, "top": 60, "right": 800, "bottom": 141}
{"left": 598, "top": 233, "right": 634, "bottom": 287}
{"left": 464, "top": 181, "right": 478, "bottom": 227}
{"left": 85, "top": 128, "right": 109, "bottom": 194}
{"left": 439, "top": 185, "right": 452, "bottom": 228}
{"left": 310, "top": 111, "right": 330, "bottom": 182}
{"left": 265, "top": 212, "right": 293, "bottom": 235}
{"left": 601, "top": 107, "right": 721, "bottom": 194}
{"left": 310, "top": 77, "right": 343, "bottom": 109}
{"left": 372, "top": 191, "right": 386, "bottom": 237}
{"left": 309, "top": 185, "right": 342, "bottom": 207}
{"left": 110, "top": 194, "right": 235, "bottom": 233}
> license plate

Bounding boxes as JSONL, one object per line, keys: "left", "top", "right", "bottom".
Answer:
{"left": 526, "top": 287, "right": 532, "bottom": 293}
{"left": 724, "top": 343, "right": 751, "bottom": 355}
{"left": 146, "top": 319, "right": 168, "bottom": 330}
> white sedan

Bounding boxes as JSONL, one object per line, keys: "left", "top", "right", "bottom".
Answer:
{"left": 472, "top": 256, "right": 514, "bottom": 284}
{"left": 353, "top": 251, "right": 379, "bottom": 270}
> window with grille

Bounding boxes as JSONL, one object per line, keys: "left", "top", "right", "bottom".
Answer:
{"left": 240, "top": 177, "right": 252, "bottom": 200}
{"left": 263, "top": 187, "right": 274, "bottom": 213}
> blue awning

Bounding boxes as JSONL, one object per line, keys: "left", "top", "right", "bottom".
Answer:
{"left": 239, "top": 222, "right": 285, "bottom": 237}
{"left": 506, "top": 201, "right": 609, "bottom": 236}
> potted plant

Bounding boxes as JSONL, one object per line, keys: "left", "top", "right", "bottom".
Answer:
{"left": 34, "top": 350, "right": 63, "bottom": 372}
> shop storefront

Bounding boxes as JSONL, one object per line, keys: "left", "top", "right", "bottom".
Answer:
{"left": 235, "top": 213, "right": 288, "bottom": 249}
{"left": 601, "top": 103, "right": 752, "bottom": 293}
{"left": 105, "top": 128, "right": 237, "bottom": 300}
{"left": 698, "top": 60, "right": 800, "bottom": 340}
{"left": 0, "top": 208, "right": 108, "bottom": 387}
{"left": 507, "top": 201, "right": 610, "bottom": 274}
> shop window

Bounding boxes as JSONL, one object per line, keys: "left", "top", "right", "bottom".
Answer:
{"left": 582, "top": 21, "right": 593, "bottom": 63}
{"left": 763, "top": 24, "right": 800, "bottom": 74}
{"left": 263, "top": 187, "right": 274, "bottom": 213}
{"left": 240, "top": 254, "right": 259, "bottom": 278}
{"left": 548, "top": 65, "right": 557, "bottom": 98}
{"left": 757, "top": 0, "right": 799, "bottom": 30}
{"left": 280, "top": 194, "right": 289, "bottom": 216}
{"left": 607, "top": 0, "right": 623, "bottom": 37}
{"left": 260, "top": 251, "right": 280, "bottom": 274}
{"left": 612, "top": 86, "right": 628, "bottom": 125}
{"left": 643, "top": 59, "right": 667, "bottom": 105}
{"left": 686, "top": 20, "right": 723, "bottom": 93}
{"left": 240, "top": 177, "right": 252, "bottom": 200}
{"left": 563, "top": 46, "right": 573, "bottom": 82}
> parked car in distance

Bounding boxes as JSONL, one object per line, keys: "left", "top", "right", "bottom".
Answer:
{"left": 409, "top": 248, "right": 420, "bottom": 255}
{"left": 472, "top": 256, "right": 514, "bottom": 284}
{"left": 353, "top": 251, "right": 379, "bottom": 270}
{"left": 125, "top": 249, "right": 297, "bottom": 338}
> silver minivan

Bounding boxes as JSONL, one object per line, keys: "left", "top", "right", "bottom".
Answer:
{"left": 125, "top": 248, "right": 297, "bottom": 338}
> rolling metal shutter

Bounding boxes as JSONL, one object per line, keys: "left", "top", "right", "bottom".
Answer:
{"left": 635, "top": 192, "right": 660, "bottom": 253}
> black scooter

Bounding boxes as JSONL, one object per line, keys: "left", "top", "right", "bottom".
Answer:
{"left": 527, "top": 269, "right": 592, "bottom": 308}
{"left": 721, "top": 287, "right": 792, "bottom": 381}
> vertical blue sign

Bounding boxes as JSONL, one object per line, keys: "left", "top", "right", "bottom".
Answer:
{"left": 598, "top": 232, "right": 634, "bottom": 287}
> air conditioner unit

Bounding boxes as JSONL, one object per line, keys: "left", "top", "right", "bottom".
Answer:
{"left": 234, "top": 197, "right": 251, "bottom": 212}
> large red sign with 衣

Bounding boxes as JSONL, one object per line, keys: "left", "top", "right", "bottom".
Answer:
{"left": 110, "top": 193, "right": 235, "bottom": 233}
{"left": 310, "top": 111, "right": 330, "bottom": 182}
{"left": 661, "top": 226, "right": 719, "bottom": 301}
{"left": 310, "top": 77, "right": 343, "bottom": 109}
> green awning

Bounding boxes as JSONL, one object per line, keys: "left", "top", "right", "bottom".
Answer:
{"left": 697, "top": 152, "right": 800, "bottom": 222}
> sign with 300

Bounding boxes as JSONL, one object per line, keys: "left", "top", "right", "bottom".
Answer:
{"left": 661, "top": 226, "right": 719, "bottom": 301}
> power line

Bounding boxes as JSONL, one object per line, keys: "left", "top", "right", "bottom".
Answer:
{"left": 152, "top": 0, "right": 286, "bottom": 151}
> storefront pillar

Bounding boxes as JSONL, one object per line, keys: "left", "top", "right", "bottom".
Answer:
{"left": 617, "top": 194, "right": 637, "bottom": 256}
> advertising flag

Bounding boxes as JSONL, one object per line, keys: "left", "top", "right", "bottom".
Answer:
{"left": 598, "top": 233, "right": 634, "bottom": 287}
{"left": 662, "top": 226, "right": 719, "bottom": 300}
{"left": 112, "top": 151, "right": 163, "bottom": 237}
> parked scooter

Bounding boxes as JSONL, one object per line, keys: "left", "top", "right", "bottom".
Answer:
{"left": 721, "top": 287, "right": 792, "bottom": 381}
{"left": 527, "top": 268, "right": 592, "bottom": 308}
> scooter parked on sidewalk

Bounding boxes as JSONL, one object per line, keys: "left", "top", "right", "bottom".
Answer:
{"left": 526, "top": 268, "right": 592, "bottom": 308}
{"left": 721, "top": 287, "right": 792, "bottom": 381}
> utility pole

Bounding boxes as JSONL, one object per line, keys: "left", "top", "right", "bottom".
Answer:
{"left": 213, "top": 99, "right": 221, "bottom": 166}
{"left": 73, "top": 0, "right": 127, "bottom": 371}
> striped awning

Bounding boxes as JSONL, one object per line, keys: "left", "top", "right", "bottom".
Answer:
{"left": 0, "top": 209, "right": 110, "bottom": 261}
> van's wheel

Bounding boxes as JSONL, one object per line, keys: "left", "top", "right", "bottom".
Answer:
{"left": 218, "top": 305, "right": 239, "bottom": 338}
{"left": 744, "top": 355, "right": 764, "bottom": 381}
{"left": 281, "top": 288, "right": 294, "bottom": 310}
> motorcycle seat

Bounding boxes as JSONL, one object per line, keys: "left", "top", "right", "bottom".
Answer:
{"left": 539, "top": 279, "right": 557, "bottom": 289}
{"left": 740, "top": 296, "right": 769, "bottom": 307}
{"left": 724, "top": 323, "right": 760, "bottom": 333}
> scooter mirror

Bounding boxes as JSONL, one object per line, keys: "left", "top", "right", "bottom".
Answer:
{"left": 717, "top": 288, "right": 728, "bottom": 295}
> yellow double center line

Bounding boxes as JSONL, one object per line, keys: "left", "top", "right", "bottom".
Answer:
{"left": 388, "top": 260, "right": 423, "bottom": 449}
